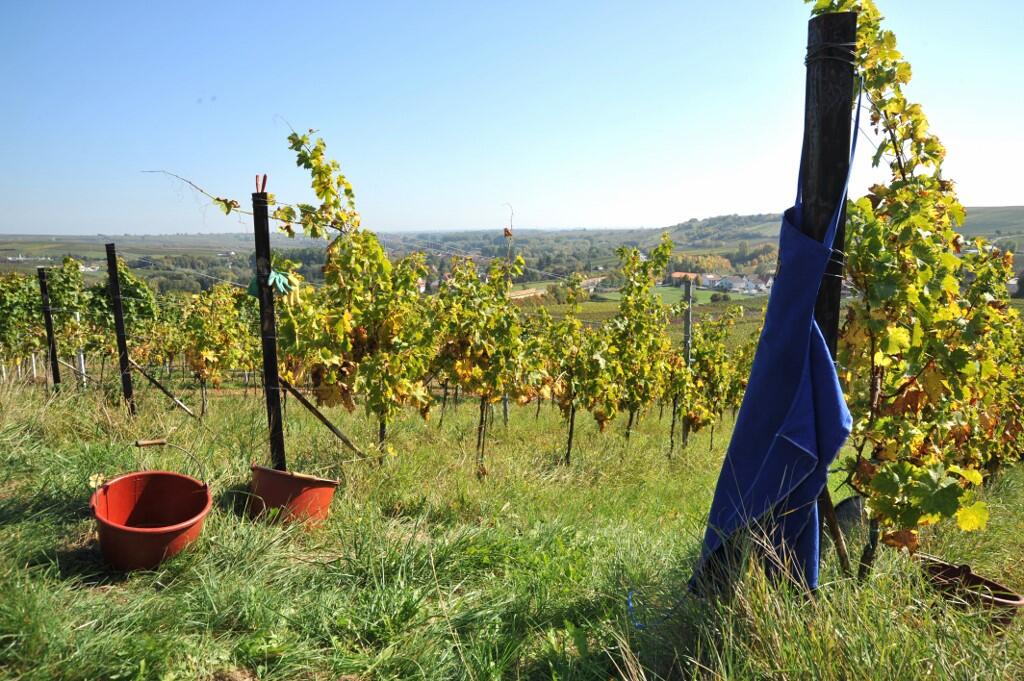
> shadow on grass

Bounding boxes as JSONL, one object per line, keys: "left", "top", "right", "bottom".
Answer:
{"left": 0, "top": 487, "right": 129, "bottom": 586}
{"left": 216, "top": 480, "right": 256, "bottom": 519}
{"left": 30, "top": 538, "right": 131, "bottom": 587}
{"left": 509, "top": 588, "right": 721, "bottom": 681}
{"left": 0, "top": 485, "right": 92, "bottom": 529}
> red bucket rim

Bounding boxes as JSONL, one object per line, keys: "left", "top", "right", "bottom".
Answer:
{"left": 250, "top": 463, "right": 339, "bottom": 487}
{"left": 915, "top": 553, "right": 1024, "bottom": 608}
{"left": 90, "top": 470, "right": 212, "bottom": 535}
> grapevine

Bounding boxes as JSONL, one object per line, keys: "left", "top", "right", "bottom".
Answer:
{"left": 810, "top": 0, "right": 1024, "bottom": 571}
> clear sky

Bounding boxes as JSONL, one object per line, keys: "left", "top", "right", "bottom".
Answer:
{"left": 1, "top": 1, "right": 1021, "bottom": 235}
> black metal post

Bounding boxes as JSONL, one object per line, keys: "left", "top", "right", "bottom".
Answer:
{"left": 106, "top": 244, "right": 136, "bottom": 415}
{"left": 252, "top": 191, "right": 287, "bottom": 471}
{"left": 684, "top": 279, "right": 693, "bottom": 364}
{"left": 802, "top": 12, "right": 857, "bottom": 353}
{"left": 37, "top": 268, "right": 61, "bottom": 388}
{"left": 801, "top": 11, "right": 857, "bottom": 577}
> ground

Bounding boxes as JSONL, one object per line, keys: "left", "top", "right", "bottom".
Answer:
{"left": 0, "top": 382, "right": 1021, "bottom": 680}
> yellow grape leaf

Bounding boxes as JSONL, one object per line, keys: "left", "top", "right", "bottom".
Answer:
{"left": 940, "top": 274, "right": 959, "bottom": 296}
{"left": 911, "top": 321, "right": 924, "bottom": 346}
{"left": 939, "top": 251, "right": 961, "bottom": 271}
{"left": 881, "top": 326, "right": 911, "bottom": 354}
{"left": 877, "top": 440, "right": 899, "bottom": 461}
{"left": 933, "top": 305, "right": 956, "bottom": 323}
{"left": 920, "top": 367, "right": 946, "bottom": 400}
{"left": 947, "top": 465, "right": 983, "bottom": 486}
{"left": 955, "top": 502, "right": 989, "bottom": 531}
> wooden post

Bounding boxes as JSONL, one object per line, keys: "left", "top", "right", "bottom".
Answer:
{"left": 128, "top": 357, "right": 196, "bottom": 419}
{"left": 37, "top": 267, "right": 61, "bottom": 388}
{"left": 74, "top": 311, "right": 87, "bottom": 387}
{"left": 106, "top": 243, "right": 136, "bottom": 415}
{"left": 682, "top": 279, "right": 694, "bottom": 446}
{"left": 279, "top": 378, "right": 365, "bottom": 458}
{"left": 57, "top": 357, "right": 93, "bottom": 383}
{"left": 801, "top": 11, "right": 857, "bottom": 578}
{"left": 252, "top": 191, "right": 287, "bottom": 471}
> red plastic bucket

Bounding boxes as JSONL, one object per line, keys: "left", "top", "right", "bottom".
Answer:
{"left": 249, "top": 464, "right": 338, "bottom": 523}
{"left": 90, "top": 470, "right": 212, "bottom": 571}
{"left": 914, "top": 553, "right": 1024, "bottom": 628}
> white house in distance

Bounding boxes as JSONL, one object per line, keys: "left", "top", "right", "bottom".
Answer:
{"left": 714, "top": 276, "right": 756, "bottom": 294}
{"left": 700, "top": 273, "right": 721, "bottom": 289}
{"left": 668, "top": 271, "right": 773, "bottom": 295}
{"left": 713, "top": 275, "right": 772, "bottom": 295}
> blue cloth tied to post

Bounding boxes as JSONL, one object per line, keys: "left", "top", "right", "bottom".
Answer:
{"left": 693, "top": 100, "right": 860, "bottom": 590}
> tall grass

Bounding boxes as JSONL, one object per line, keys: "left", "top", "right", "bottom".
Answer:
{"left": 0, "top": 382, "right": 1020, "bottom": 680}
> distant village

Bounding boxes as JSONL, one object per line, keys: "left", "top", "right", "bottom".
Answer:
{"left": 1, "top": 254, "right": 56, "bottom": 264}
{"left": 505, "top": 272, "right": 774, "bottom": 302}
{"left": 6, "top": 243, "right": 1019, "bottom": 301}
{"left": 665, "top": 271, "right": 773, "bottom": 295}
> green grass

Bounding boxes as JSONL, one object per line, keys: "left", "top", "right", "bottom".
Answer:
{"left": 541, "top": 291, "right": 768, "bottom": 340}
{"left": 0, "top": 382, "right": 1021, "bottom": 680}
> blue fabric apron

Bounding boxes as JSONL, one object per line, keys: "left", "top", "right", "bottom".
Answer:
{"left": 693, "top": 101, "right": 860, "bottom": 590}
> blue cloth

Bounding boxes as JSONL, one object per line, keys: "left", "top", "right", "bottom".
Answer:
{"left": 693, "top": 103, "right": 860, "bottom": 590}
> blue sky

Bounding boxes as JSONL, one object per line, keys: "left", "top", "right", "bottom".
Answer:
{"left": 1, "top": 1, "right": 1021, "bottom": 235}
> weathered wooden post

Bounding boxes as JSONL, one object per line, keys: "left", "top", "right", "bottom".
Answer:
{"left": 681, "top": 278, "right": 694, "bottom": 446}
{"left": 106, "top": 243, "right": 136, "bottom": 415}
{"left": 37, "top": 267, "right": 61, "bottom": 388}
{"left": 252, "top": 189, "right": 287, "bottom": 471}
{"left": 74, "top": 311, "right": 87, "bottom": 387}
{"left": 801, "top": 11, "right": 858, "bottom": 577}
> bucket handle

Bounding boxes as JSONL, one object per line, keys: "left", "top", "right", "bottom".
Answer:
{"left": 134, "top": 439, "right": 210, "bottom": 485}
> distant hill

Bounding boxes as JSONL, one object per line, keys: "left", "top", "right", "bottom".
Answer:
{"left": 956, "top": 206, "right": 1024, "bottom": 237}
{"left": 1, "top": 206, "right": 1018, "bottom": 258}
{"left": 2, "top": 207, "right": 1021, "bottom": 290}
{"left": 662, "top": 213, "right": 780, "bottom": 250}
{"left": 657, "top": 205, "right": 1024, "bottom": 250}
